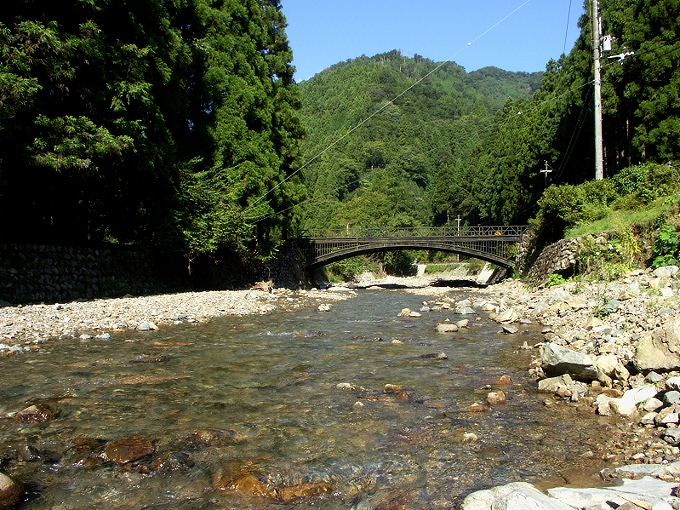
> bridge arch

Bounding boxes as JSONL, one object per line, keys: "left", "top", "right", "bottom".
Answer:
{"left": 305, "top": 241, "right": 512, "bottom": 271}
{"left": 298, "top": 226, "right": 529, "bottom": 272}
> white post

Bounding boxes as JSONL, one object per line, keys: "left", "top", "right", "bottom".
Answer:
{"left": 592, "top": 0, "right": 604, "bottom": 180}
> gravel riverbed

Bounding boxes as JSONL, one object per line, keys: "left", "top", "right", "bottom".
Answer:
{"left": 0, "top": 286, "right": 359, "bottom": 349}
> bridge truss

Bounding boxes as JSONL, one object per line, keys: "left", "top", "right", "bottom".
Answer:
{"left": 299, "top": 225, "right": 530, "bottom": 270}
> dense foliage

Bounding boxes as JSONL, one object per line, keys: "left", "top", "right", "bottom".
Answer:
{"left": 0, "top": 0, "right": 303, "bottom": 259}
{"left": 531, "top": 163, "right": 680, "bottom": 245}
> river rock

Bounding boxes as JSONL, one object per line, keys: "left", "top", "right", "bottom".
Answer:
{"left": 607, "top": 385, "right": 659, "bottom": 418}
{"left": 664, "top": 391, "right": 680, "bottom": 406}
{"left": 461, "top": 481, "right": 573, "bottom": 510}
{"left": 548, "top": 476, "right": 680, "bottom": 509}
{"left": 654, "top": 265, "right": 679, "bottom": 278}
{"left": 495, "top": 309, "right": 519, "bottom": 324}
{"left": 486, "top": 390, "right": 506, "bottom": 405}
{"left": 456, "top": 318, "right": 470, "bottom": 328}
{"left": 609, "top": 398, "right": 637, "bottom": 418}
{"left": 383, "top": 384, "right": 403, "bottom": 394}
{"left": 609, "top": 459, "right": 680, "bottom": 478}
{"left": 463, "top": 403, "right": 487, "bottom": 413}
{"left": 642, "top": 397, "right": 664, "bottom": 412}
{"left": 137, "top": 321, "right": 158, "bottom": 331}
{"left": 105, "top": 436, "right": 155, "bottom": 464}
{"left": 655, "top": 405, "right": 680, "bottom": 426}
{"left": 633, "top": 317, "right": 680, "bottom": 372}
{"left": 274, "top": 482, "right": 333, "bottom": 502}
{"left": 666, "top": 376, "right": 680, "bottom": 391}
{"left": 594, "top": 354, "right": 630, "bottom": 382}
{"left": 538, "top": 374, "right": 574, "bottom": 393}
{"left": 213, "top": 472, "right": 270, "bottom": 496}
{"left": 480, "top": 302, "right": 497, "bottom": 312}
{"left": 13, "top": 403, "right": 55, "bottom": 423}
{"left": 663, "top": 428, "right": 680, "bottom": 445}
{"left": 190, "top": 428, "right": 238, "bottom": 447}
{"left": 501, "top": 325, "right": 519, "bottom": 334}
{"left": 490, "top": 375, "right": 512, "bottom": 385}
{"left": 152, "top": 451, "right": 194, "bottom": 472}
{"left": 436, "top": 323, "right": 458, "bottom": 333}
{"left": 540, "top": 342, "right": 599, "bottom": 381}
{"left": 623, "top": 384, "right": 659, "bottom": 405}
{"left": 0, "top": 472, "right": 22, "bottom": 509}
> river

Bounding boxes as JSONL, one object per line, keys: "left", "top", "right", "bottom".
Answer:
{"left": 0, "top": 288, "right": 616, "bottom": 509}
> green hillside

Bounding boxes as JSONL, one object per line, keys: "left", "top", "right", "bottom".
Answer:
{"left": 297, "top": 50, "right": 542, "bottom": 231}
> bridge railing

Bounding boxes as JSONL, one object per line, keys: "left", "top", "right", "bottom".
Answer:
{"left": 305, "top": 225, "right": 530, "bottom": 239}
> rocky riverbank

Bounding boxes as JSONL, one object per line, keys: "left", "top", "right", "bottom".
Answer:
{"left": 400, "top": 265, "right": 680, "bottom": 509}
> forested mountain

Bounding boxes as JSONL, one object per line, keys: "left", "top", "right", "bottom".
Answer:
{"left": 296, "top": 51, "right": 541, "bottom": 231}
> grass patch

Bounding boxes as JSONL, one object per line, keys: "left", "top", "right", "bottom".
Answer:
{"left": 565, "top": 196, "right": 680, "bottom": 238}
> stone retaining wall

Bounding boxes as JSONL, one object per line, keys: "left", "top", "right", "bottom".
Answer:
{"left": 525, "top": 233, "right": 613, "bottom": 286}
{"left": 0, "top": 242, "right": 305, "bottom": 305}
{"left": 0, "top": 244, "right": 175, "bottom": 304}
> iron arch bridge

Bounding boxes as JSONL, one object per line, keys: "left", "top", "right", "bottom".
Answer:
{"left": 298, "top": 225, "right": 530, "bottom": 271}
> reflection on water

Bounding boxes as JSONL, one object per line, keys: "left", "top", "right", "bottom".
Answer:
{"left": 1, "top": 290, "right": 610, "bottom": 508}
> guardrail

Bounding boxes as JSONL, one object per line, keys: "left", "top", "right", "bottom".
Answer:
{"left": 305, "top": 225, "right": 530, "bottom": 239}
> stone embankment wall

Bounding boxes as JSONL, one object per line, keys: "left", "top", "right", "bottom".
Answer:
{"left": 0, "top": 242, "right": 304, "bottom": 305}
{"left": 525, "top": 233, "right": 613, "bottom": 286}
{"left": 0, "top": 244, "right": 173, "bottom": 304}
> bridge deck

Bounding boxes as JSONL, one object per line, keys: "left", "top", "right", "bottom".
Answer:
{"left": 299, "top": 225, "right": 530, "bottom": 270}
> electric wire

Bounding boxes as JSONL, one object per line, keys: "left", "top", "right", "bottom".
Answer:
{"left": 563, "top": 0, "right": 573, "bottom": 56}
{"left": 245, "top": 0, "right": 533, "bottom": 221}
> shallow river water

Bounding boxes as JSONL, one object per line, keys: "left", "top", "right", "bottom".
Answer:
{"left": 1, "top": 289, "right": 616, "bottom": 509}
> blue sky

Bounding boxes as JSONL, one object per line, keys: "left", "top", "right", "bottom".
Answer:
{"left": 282, "top": 0, "right": 586, "bottom": 82}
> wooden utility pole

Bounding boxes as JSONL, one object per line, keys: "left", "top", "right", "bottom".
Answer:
{"left": 592, "top": 0, "right": 604, "bottom": 180}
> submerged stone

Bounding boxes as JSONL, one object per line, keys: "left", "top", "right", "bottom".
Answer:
{"left": 105, "top": 436, "right": 155, "bottom": 464}
{"left": 14, "top": 403, "right": 56, "bottom": 423}
{"left": 274, "top": 482, "right": 333, "bottom": 502}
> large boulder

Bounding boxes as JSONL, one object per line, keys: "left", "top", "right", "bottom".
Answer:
{"left": 461, "top": 473, "right": 680, "bottom": 510}
{"left": 633, "top": 317, "right": 680, "bottom": 372}
{"left": 540, "top": 343, "right": 599, "bottom": 381}
{"left": 548, "top": 476, "right": 679, "bottom": 509}
{"left": 461, "top": 481, "right": 573, "bottom": 510}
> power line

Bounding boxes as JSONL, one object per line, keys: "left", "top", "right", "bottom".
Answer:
{"left": 563, "top": 0, "right": 573, "bottom": 56}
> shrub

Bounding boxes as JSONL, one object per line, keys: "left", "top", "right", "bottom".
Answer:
{"left": 546, "top": 273, "right": 566, "bottom": 287}
{"left": 651, "top": 224, "right": 680, "bottom": 268}
{"left": 382, "top": 250, "right": 415, "bottom": 275}
{"left": 324, "top": 257, "right": 375, "bottom": 282}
